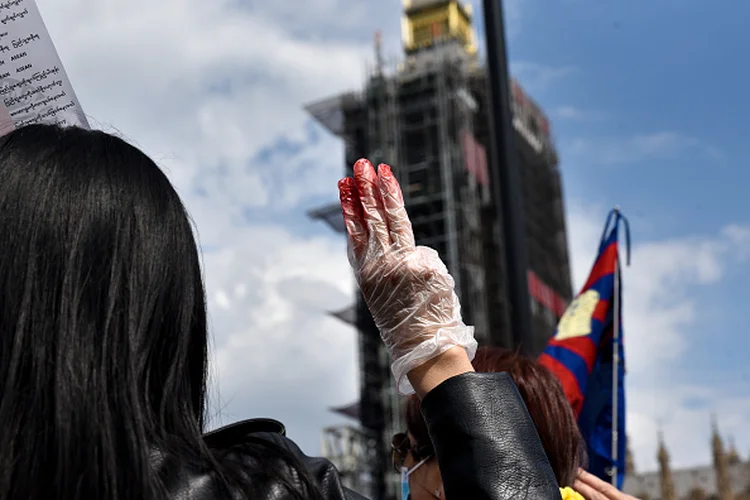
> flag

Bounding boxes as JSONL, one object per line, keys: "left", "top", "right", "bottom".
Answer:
{"left": 538, "top": 209, "right": 630, "bottom": 488}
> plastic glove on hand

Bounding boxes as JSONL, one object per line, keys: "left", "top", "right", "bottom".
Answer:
{"left": 338, "top": 159, "right": 477, "bottom": 394}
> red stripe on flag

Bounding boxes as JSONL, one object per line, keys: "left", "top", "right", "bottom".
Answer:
{"left": 546, "top": 336, "right": 598, "bottom": 372}
{"left": 582, "top": 242, "right": 618, "bottom": 291}
{"left": 539, "top": 353, "right": 585, "bottom": 416}
{"left": 592, "top": 299, "right": 610, "bottom": 323}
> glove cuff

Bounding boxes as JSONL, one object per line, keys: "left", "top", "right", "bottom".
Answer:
{"left": 390, "top": 325, "right": 478, "bottom": 395}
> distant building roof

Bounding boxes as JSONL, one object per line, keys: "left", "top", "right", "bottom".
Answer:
{"left": 403, "top": 0, "right": 470, "bottom": 16}
{"left": 622, "top": 462, "right": 750, "bottom": 498}
{"left": 304, "top": 92, "right": 361, "bottom": 138}
{"left": 403, "top": 0, "right": 447, "bottom": 12}
{"left": 329, "top": 304, "right": 356, "bottom": 326}
{"left": 330, "top": 401, "right": 360, "bottom": 420}
{"left": 307, "top": 202, "right": 346, "bottom": 234}
{"left": 305, "top": 95, "right": 344, "bottom": 137}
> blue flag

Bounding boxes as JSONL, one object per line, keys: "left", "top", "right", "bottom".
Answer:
{"left": 540, "top": 209, "right": 630, "bottom": 487}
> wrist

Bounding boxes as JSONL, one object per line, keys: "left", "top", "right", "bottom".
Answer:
{"left": 406, "top": 346, "right": 475, "bottom": 399}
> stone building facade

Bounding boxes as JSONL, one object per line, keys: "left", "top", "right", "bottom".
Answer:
{"left": 622, "top": 422, "right": 749, "bottom": 500}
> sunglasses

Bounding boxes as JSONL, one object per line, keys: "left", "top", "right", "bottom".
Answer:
{"left": 391, "top": 432, "right": 411, "bottom": 473}
{"left": 391, "top": 432, "right": 434, "bottom": 473}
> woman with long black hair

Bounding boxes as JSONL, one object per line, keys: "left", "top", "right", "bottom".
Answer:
{"left": 0, "top": 125, "right": 559, "bottom": 499}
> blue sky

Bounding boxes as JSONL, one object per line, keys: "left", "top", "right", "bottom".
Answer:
{"left": 490, "top": 0, "right": 750, "bottom": 467}
{"left": 506, "top": 1, "right": 750, "bottom": 374}
{"left": 505, "top": 0, "right": 750, "bottom": 238}
{"left": 41, "top": 0, "right": 750, "bottom": 476}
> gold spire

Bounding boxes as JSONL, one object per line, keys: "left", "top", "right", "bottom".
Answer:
{"left": 658, "top": 431, "right": 677, "bottom": 500}
{"left": 401, "top": 0, "right": 477, "bottom": 56}
{"left": 688, "top": 486, "right": 708, "bottom": 500}
{"left": 712, "top": 416, "right": 735, "bottom": 500}
{"left": 727, "top": 437, "right": 741, "bottom": 466}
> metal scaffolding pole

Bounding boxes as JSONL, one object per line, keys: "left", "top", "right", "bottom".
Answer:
{"left": 481, "top": 0, "right": 533, "bottom": 350}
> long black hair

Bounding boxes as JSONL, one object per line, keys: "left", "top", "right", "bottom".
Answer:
{"left": 0, "top": 124, "right": 322, "bottom": 499}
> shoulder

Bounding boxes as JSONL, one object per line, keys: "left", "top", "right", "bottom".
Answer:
{"left": 212, "top": 419, "right": 366, "bottom": 499}
{"left": 158, "top": 419, "right": 366, "bottom": 499}
{"left": 203, "top": 418, "right": 288, "bottom": 448}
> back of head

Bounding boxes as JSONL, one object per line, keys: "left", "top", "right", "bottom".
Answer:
{"left": 472, "top": 347, "right": 586, "bottom": 486}
{"left": 406, "top": 346, "right": 585, "bottom": 486}
{"left": 0, "top": 125, "right": 208, "bottom": 499}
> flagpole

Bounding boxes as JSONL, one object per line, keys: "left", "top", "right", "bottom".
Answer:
{"left": 610, "top": 211, "right": 621, "bottom": 485}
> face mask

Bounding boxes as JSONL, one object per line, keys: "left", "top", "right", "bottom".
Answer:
{"left": 400, "top": 456, "right": 431, "bottom": 500}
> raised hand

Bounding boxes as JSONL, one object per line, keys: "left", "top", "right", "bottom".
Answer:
{"left": 574, "top": 470, "right": 641, "bottom": 500}
{"left": 338, "top": 159, "right": 477, "bottom": 395}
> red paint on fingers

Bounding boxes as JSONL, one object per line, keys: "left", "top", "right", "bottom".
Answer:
{"left": 377, "top": 163, "right": 415, "bottom": 249}
{"left": 338, "top": 177, "right": 367, "bottom": 261}
{"left": 377, "top": 164, "right": 404, "bottom": 205}
{"left": 353, "top": 158, "right": 390, "bottom": 248}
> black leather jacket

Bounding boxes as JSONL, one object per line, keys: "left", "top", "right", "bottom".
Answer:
{"left": 161, "top": 372, "right": 561, "bottom": 499}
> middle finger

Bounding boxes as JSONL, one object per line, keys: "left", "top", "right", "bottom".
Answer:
{"left": 354, "top": 158, "right": 390, "bottom": 251}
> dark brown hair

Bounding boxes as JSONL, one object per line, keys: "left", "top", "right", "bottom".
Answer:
{"left": 405, "top": 346, "right": 586, "bottom": 486}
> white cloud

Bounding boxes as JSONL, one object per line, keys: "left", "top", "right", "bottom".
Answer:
{"left": 39, "top": 0, "right": 382, "bottom": 212}
{"left": 568, "top": 131, "right": 721, "bottom": 165}
{"left": 566, "top": 203, "right": 750, "bottom": 471}
{"left": 510, "top": 61, "right": 577, "bottom": 91}
{"left": 33, "top": 0, "right": 390, "bottom": 455}
{"left": 554, "top": 106, "right": 586, "bottom": 120}
{"left": 552, "top": 106, "right": 604, "bottom": 121}
{"left": 203, "top": 228, "right": 359, "bottom": 451}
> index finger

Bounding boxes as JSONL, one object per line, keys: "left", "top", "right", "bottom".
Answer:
{"left": 576, "top": 470, "right": 630, "bottom": 499}
{"left": 353, "top": 159, "right": 390, "bottom": 251}
{"left": 377, "top": 163, "right": 415, "bottom": 249}
{"left": 338, "top": 177, "right": 367, "bottom": 265}
{"left": 572, "top": 479, "right": 607, "bottom": 500}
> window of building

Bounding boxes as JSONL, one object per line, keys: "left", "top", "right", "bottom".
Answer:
{"left": 528, "top": 114, "right": 540, "bottom": 137}
{"left": 403, "top": 131, "right": 428, "bottom": 164}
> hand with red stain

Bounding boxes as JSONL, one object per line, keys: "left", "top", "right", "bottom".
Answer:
{"left": 338, "top": 159, "right": 477, "bottom": 396}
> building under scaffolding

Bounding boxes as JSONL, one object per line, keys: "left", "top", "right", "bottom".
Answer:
{"left": 306, "top": 1, "right": 573, "bottom": 498}
{"left": 320, "top": 425, "right": 373, "bottom": 498}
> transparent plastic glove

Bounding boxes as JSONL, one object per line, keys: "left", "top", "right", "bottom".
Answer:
{"left": 338, "top": 158, "right": 477, "bottom": 395}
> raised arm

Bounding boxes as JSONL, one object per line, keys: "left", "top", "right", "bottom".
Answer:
{"left": 339, "top": 159, "right": 561, "bottom": 499}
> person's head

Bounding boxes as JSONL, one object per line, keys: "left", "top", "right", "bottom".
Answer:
{"left": 0, "top": 124, "right": 208, "bottom": 498}
{"left": 0, "top": 125, "right": 322, "bottom": 500}
{"left": 391, "top": 405, "right": 444, "bottom": 499}
{"left": 399, "top": 346, "right": 585, "bottom": 497}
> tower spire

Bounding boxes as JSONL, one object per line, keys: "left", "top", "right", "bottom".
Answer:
{"left": 374, "top": 31, "right": 383, "bottom": 76}
{"left": 727, "top": 437, "right": 740, "bottom": 466}
{"left": 658, "top": 430, "right": 677, "bottom": 500}
{"left": 401, "top": 0, "right": 477, "bottom": 56}
{"left": 712, "top": 417, "right": 734, "bottom": 500}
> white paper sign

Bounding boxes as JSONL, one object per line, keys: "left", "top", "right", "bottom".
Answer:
{"left": 0, "top": 0, "right": 88, "bottom": 135}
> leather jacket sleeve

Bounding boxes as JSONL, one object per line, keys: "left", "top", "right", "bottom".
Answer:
{"left": 421, "top": 372, "right": 562, "bottom": 500}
